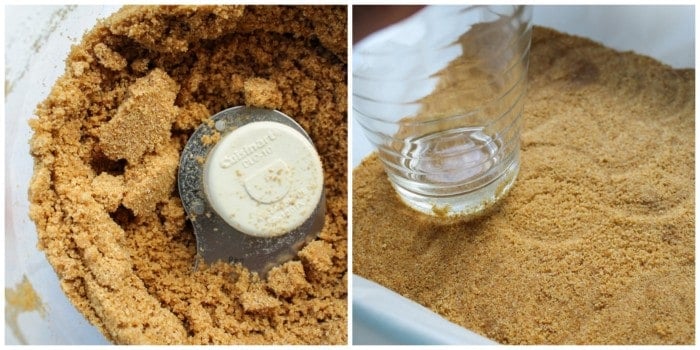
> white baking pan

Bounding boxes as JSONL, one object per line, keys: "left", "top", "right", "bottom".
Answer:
{"left": 350, "top": 5, "right": 694, "bottom": 345}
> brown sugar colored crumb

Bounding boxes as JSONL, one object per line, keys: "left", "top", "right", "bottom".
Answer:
{"left": 244, "top": 78, "right": 283, "bottom": 109}
{"left": 267, "top": 261, "right": 311, "bottom": 298}
{"left": 97, "top": 68, "right": 179, "bottom": 164}
{"left": 353, "top": 27, "right": 694, "bottom": 345}
{"left": 90, "top": 173, "right": 124, "bottom": 212}
{"left": 200, "top": 131, "right": 220, "bottom": 146}
{"left": 6, "top": 276, "right": 46, "bottom": 344}
{"left": 28, "top": 5, "right": 346, "bottom": 345}
{"left": 93, "top": 43, "right": 128, "bottom": 71}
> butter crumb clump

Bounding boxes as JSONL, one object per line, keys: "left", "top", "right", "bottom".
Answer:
{"left": 97, "top": 69, "right": 179, "bottom": 164}
{"left": 244, "top": 78, "right": 283, "bottom": 109}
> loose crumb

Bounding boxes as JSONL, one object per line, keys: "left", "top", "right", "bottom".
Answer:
{"left": 244, "top": 77, "right": 283, "bottom": 109}
{"left": 97, "top": 68, "right": 179, "bottom": 164}
{"left": 430, "top": 204, "right": 450, "bottom": 217}
{"left": 6, "top": 275, "right": 46, "bottom": 344}
{"left": 267, "top": 261, "right": 311, "bottom": 298}
{"left": 90, "top": 172, "right": 125, "bottom": 212}
{"left": 200, "top": 131, "right": 221, "bottom": 145}
{"left": 93, "top": 42, "right": 127, "bottom": 71}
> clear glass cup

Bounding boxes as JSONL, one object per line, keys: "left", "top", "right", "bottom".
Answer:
{"left": 353, "top": 5, "right": 533, "bottom": 218}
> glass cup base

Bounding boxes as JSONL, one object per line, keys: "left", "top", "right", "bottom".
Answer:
{"left": 390, "top": 160, "right": 519, "bottom": 220}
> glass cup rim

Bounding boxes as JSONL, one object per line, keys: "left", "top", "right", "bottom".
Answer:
{"left": 353, "top": 5, "right": 533, "bottom": 56}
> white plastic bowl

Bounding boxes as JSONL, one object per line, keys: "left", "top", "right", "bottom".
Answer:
{"left": 5, "top": 6, "right": 118, "bottom": 344}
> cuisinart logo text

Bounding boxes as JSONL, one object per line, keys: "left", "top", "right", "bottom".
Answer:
{"left": 220, "top": 130, "right": 277, "bottom": 169}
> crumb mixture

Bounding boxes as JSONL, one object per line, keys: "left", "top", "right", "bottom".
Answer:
{"left": 28, "top": 5, "right": 347, "bottom": 344}
{"left": 6, "top": 275, "right": 45, "bottom": 344}
{"left": 353, "top": 26, "right": 694, "bottom": 344}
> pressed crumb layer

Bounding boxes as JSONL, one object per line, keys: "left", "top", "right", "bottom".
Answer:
{"left": 353, "top": 26, "right": 694, "bottom": 344}
{"left": 28, "top": 5, "right": 347, "bottom": 344}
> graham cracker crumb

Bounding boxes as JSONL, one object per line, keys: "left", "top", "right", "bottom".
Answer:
{"left": 6, "top": 276, "right": 46, "bottom": 344}
{"left": 267, "top": 261, "right": 310, "bottom": 298}
{"left": 122, "top": 141, "right": 180, "bottom": 217}
{"left": 130, "top": 58, "right": 150, "bottom": 73}
{"left": 71, "top": 61, "right": 90, "bottom": 77}
{"left": 174, "top": 103, "right": 210, "bottom": 131}
{"left": 201, "top": 131, "right": 221, "bottom": 146}
{"left": 299, "top": 240, "right": 334, "bottom": 276}
{"left": 93, "top": 42, "right": 127, "bottom": 71}
{"left": 97, "top": 69, "right": 179, "bottom": 163}
{"left": 91, "top": 173, "right": 125, "bottom": 213}
{"left": 244, "top": 77, "right": 283, "bottom": 109}
{"left": 240, "top": 290, "right": 282, "bottom": 314}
